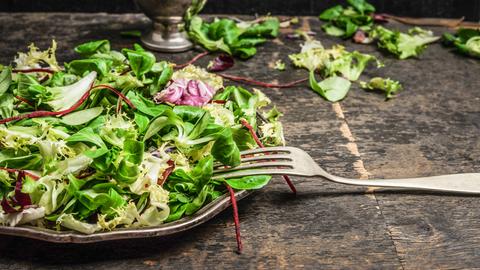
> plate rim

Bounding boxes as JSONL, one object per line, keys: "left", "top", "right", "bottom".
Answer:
{"left": 0, "top": 190, "right": 252, "bottom": 243}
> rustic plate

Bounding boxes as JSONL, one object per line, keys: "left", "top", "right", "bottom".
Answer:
{"left": 0, "top": 190, "right": 252, "bottom": 243}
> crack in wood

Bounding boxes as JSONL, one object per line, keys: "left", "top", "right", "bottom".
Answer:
{"left": 332, "top": 102, "right": 405, "bottom": 269}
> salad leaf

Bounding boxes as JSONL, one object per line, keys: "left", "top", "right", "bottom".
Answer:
{"left": 66, "top": 59, "right": 111, "bottom": 77}
{"left": 75, "top": 40, "right": 111, "bottom": 56}
{"left": 443, "top": 28, "right": 480, "bottom": 58}
{"left": 360, "top": 77, "right": 403, "bottom": 99}
{"left": 319, "top": 0, "right": 375, "bottom": 38}
{"left": 61, "top": 107, "right": 103, "bottom": 126}
{"left": 0, "top": 67, "right": 12, "bottom": 96}
{"left": 309, "top": 71, "right": 351, "bottom": 102}
{"left": 188, "top": 16, "right": 279, "bottom": 59}
{"left": 211, "top": 127, "right": 241, "bottom": 167}
{"left": 225, "top": 175, "right": 272, "bottom": 190}
{"left": 370, "top": 26, "right": 440, "bottom": 59}
{"left": 13, "top": 40, "right": 61, "bottom": 71}
{"left": 122, "top": 45, "right": 156, "bottom": 78}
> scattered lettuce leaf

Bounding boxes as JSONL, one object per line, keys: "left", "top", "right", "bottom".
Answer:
{"left": 360, "top": 77, "right": 403, "bottom": 99}
{"left": 370, "top": 26, "right": 440, "bottom": 59}
{"left": 309, "top": 71, "right": 351, "bottom": 102}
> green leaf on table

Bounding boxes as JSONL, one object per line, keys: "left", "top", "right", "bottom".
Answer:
{"left": 371, "top": 26, "right": 440, "bottom": 59}
{"left": 225, "top": 175, "right": 272, "bottom": 190}
{"left": 309, "top": 70, "right": 351, "bottom": 102}
{"left": 443, "top": 28, "right": 480, "bottom": 58}
{"left": 318, "top": 0, "right": 375, "bottom": 38}
{"left": 360, "top": 77, "right": 403, "bottom": 99}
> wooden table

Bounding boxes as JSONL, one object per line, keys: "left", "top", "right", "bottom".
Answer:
{"left": 1, "top": 13, "right": 479, "bottom": 269}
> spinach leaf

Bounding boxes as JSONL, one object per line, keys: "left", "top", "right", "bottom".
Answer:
{"left": 115, "top": 139, "right": 144, "bottom": 184}
{"left": 212, "top": 127, "right": 241, "bottom": 167}
{"left": 75, "top": 40, "right": 111, "bottom": 56}
{"left": 225, "top": 175, "right": 272, "bottom": 190}
{"left": 122, "top": 45, "right": 156, "bottom": 78}
{"left": 66, "top": 58, "right": 112, "bottom": 77}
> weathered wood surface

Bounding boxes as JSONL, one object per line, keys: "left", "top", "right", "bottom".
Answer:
{"left": 0, "top": 13, "right": 480, "bottom": 269}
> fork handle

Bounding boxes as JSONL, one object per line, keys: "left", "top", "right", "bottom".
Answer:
{"left": 325, "top": 173, "right": 480, "bottom": 194}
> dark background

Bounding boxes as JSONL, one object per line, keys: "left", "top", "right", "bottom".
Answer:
{"left": 1, "top": 0, "right": 480, "bottom": 20}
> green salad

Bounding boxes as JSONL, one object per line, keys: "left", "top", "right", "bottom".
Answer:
{"left": 0, "top": 40, "right": 285, "bottom": 234}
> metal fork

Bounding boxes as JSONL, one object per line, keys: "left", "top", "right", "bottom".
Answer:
{"left": 212, "top": 146, "right": 480, "bottom": 194}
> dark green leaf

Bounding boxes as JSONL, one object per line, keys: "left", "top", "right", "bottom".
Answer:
{"left": 74, "top": 40, "right": 111, "bottom": 56}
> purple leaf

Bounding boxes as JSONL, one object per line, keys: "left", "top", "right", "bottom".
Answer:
{"left": 13, "top": 171, "right": 32, "bottom": 208}
{"left": 207, "top": 55, "right": 234, "bottom": 72}
{"left": 154, "top": 79, "right": 216, "bottom": 107}
{"left": 1, "top": 198, "right": 17, "bottom": 214}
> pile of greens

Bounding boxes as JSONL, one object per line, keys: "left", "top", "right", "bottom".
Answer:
{"left": 318, "top": 0, "right": 440, "bottom": 59}
{"left": 288, "top": 33, "right": 401, "bottom": 101}
{"left": 0, "top": 40, "right": 284, "bottom": 234}
{"left": 443, "top": 28, "right": 480, "bottom": 58}
{"left": 319, "top": 0, "right": 376, "bottom": 38}
{"left": 188, "top": 16, "right": 279, "bottom": 59}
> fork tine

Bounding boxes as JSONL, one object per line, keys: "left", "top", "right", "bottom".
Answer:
{"left": 213, "top": 154, "right": 293, "bottom": 168}
{"left": 239, "top": 146, "right": 293, "bottom": 156}
{"left": 213, "top": 161, "right": 293, "bottom": 173}
{"left": 212, "top": 168, "right": 300, "bottom": 180}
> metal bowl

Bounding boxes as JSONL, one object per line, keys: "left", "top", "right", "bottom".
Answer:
{"left": 134, "top": 0, "right": 194, "bottom": 52}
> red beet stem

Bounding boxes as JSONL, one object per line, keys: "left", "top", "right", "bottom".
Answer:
{"left": 240, "top": 119, "right": 297, "bottom": 195}
{"left": 0, "top": 83, "right": 137, "bottom": 125}
{"left": 226, "top": 184, "right": 242, "bottom": 254}
{"left": 175, "top": 51, "right": 209, "bottom": 69}
{"left": 12, "top": 68, "right": 55, "bottom": 74}
{"left": 158, "top": 160, "right": 175, "bottom": 186}
{"left": 15, "top": 96, "right": 35, "bottom": 107}
{"left": 92, "top": 84, "right": 136, "bottom": 110}
{"left": 218, "top": 74, "right": 308, "bottom": 89}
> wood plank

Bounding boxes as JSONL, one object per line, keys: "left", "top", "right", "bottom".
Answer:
{"left": 339, "top": 21, "right": 480, "bottom": 269}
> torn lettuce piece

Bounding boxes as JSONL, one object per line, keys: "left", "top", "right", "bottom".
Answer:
{"left": 360, "top": 77, "right": 403, "bottom": 99}
{"left": 46, "top": 71, "right": 97, "bottom": 112}
{"left": 14, "top": 40, "right": 62, "bottom": 71}
{"left": 370, "top": 26, "right": 440, "bottom": 59}
{"left": 319, "top": 0, "right": 375, "bottom": 38}
{"left": 187, "top": 15, "right": 279, "bottom": 59}
{"left": 443, "top": 28, "right": 480, "bottom": 58}
{"left": 309, "top": 71, "right": 352, "bottom": 102}
{"left": 289, "top": 37, "right": 379, "bottom": 80}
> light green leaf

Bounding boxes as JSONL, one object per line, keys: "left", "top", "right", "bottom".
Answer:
{"left": 61, "top": 107, "right": 103, "bottom": 126}
{"left": 309, "top": 71, "right": 351, "bottom": 102}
